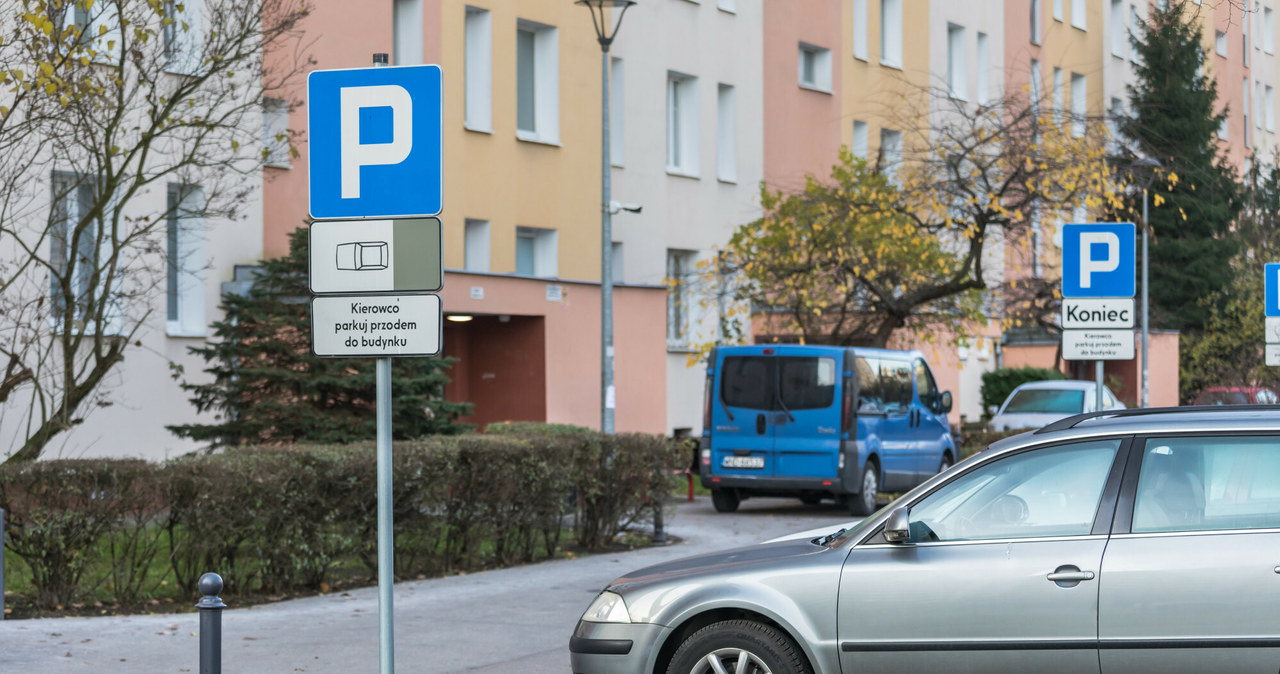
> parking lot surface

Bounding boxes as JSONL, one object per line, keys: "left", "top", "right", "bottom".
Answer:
{"left": 0, "top": 497, "right": 855, "bottom": 673}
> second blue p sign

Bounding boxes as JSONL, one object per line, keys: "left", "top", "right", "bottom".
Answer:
{"left": 308, "top": 64, "right": 442, "bottom": 219}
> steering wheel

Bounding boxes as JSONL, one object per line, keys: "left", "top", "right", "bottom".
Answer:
{"left": 985, "top": 494, "right": 1029, "bottom": 525}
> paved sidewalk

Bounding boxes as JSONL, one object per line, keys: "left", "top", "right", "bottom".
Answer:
{"left": 0, "top": 497, "right": 855, "bottom": 673}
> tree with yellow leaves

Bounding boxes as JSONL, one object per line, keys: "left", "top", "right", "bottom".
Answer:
{"left": 0, "top": 0, "right": 313, "bottom": 462}
{"left": 696, "top": 88, "right": 1115, "bottom": 352}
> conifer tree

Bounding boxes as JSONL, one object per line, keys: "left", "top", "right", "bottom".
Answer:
{"left": 1120, "top": 0, "right": 1241, "bottom": 332}
{"left": 168, "top": 228, "right": 471, "bottom": 447}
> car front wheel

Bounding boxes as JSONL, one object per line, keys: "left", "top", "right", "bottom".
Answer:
{"left": 666, "top": 620, "right": 810, "bottom": 674}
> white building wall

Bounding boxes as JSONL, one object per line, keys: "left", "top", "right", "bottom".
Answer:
{"left": 610, "top": 0, "right": 764, "bottom": 436}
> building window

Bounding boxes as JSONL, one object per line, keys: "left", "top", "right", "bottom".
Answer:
{"left": 1266, "top": 7, "right": 1275, "bottom": 53}
{"left": 667, "top": 249, "right": 698, "bottom": 348}
{"left": 947, "top": 24, "right": 967, "bottom": 100}
{"left": 515, "top": 226, "right": 557, "bottom": 277}
{"left": 612, "top": 241, "right": 624, "bottom": 283}
{"left": 610, "top": 57, "right": 624, "bottom": 166}
{"left": 1216, "top": 29, "right": 1228, "bottom": 57}
{"left": 464, "top": 6, "right": 492, "bottom": 132}
{"left": 880, "top": 128, "right": 902, "bottom": 183}
{"left": 667, "top": 71, "right": 699, "bottom": 175}
{"left": 798, "top": 43, "right": 832, "bottom": 92}
{"left": 263, "top": 98, "right": 290, "bottom": 168}
{"left": 464, "top": 219, "right": 490, "bottom": 272}
{"left": 1053, "top": 67, "right": 1064, "bottom": 125}
{"left": 161, "top": 0, "right": 198, "bottom": 72}
{"left": 50, "top": 172, "right": 99, "bottom": 328}
{"left": 516, "top": 20, "right": 559, "bottom": 144}
{"left": 1031, "top": 0, "right": 1042, "bottom": 45}
{"left": 1245, "top": 77, "right": 1251, "bottom": 145}
{"left": 1267, "top": 85, "right": 1275, "bottom": 132}
{"left": 1072, "top": 0, "right": 1087, "bottom": 30}
{"left": 853, "top": 0, "right": 868, "bottom": 61}
{"left": 976, "top": 32, "right": 990, "bottom": 105}
{"left": 1257, "top": 80, "right": 1264, "bottom": 129}
{"left": 1131, "top": 4, "right": 1143, "bottom": 61}
{"left": 717, "top": 83, "right": 736, "bottom": 182}
{"left": 852, "top": 120, "right": 869, "bottom": 160}
{"left": 880, "top": 0, "right": 902, "bottom": 67}
{"left": 1108, "top": 96, "right": 1124, "bottom": 150}
{"left": 1053, "top": 0, "right": 1064, "bottom": 21}
{"left": 1030, "top": 59, "right": 1043, "bottom": 116}
{"left": 1219, "top": 114, "right": 1230, "bottom": 140}
{"left": 1031, "top": 207, "right": 1043, "bottom": 278}
{"left": 1071, "top": 72, "right": 1086, "bottom": 137}
{"left": 166, "top": 184, "right": 205, "bottom": 337}
{"left": 394, "top": 0, "right": 422, "bottom": 65}
{"left": 1112, "top": 1, "right": 1126, "bottom": 56}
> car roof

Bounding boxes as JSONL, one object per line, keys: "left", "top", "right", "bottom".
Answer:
{"left": 1011, "top": 379, "right": 1095, "bottom": 391}
{"left": 1200, "top": 386, "right": 1270, "bottom": 393}
{"left": 987, "top": 406, "right": 1280, "bottom": 457}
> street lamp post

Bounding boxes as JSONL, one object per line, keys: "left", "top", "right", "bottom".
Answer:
{"left": 1134, "top": 155, "right": 1161, "bottom": 408}
{"left": 577, "top": 0, "right": 635, "bottom": 434}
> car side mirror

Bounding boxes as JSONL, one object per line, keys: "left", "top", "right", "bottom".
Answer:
{"left": 884, "top": 507, "right": 911, "bottom": 543}
{"left": 987, "top": 405, "right": 998, "bottom": 416}
{"left": 940, "top": 391, "right": 953, "bottom": 414}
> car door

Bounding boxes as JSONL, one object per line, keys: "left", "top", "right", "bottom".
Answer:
{"left": 711, "top": 352, "right": 775, "bottom": 478}
{"left": 877, "top": 358, "right": 915, "bottom": 491}
{"left": 1098, "top": 435, "right": 1280, "bottom": 673}
{"left": 911, "top": 358, "right": 949, "bottom": 480}
{"left": 838, "top": 438, "right": 1128, "bottom": 674}
{"left": 772, "top": 349, "right": 841, "bottom": 479}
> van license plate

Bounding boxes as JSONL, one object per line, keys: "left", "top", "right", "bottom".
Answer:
{"left": 722, "top": 456, "right": 764, "bottom": 469}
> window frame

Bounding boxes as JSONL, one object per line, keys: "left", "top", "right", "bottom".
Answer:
{"left": 880, "top": 0, "right": 903, "bottom": 68}
{"left": 165, "top": 183, "right": 206, "bottom": 338}
{"left": 666, "top": 248, "right": 699, "bottom": 350}
{"left": 666, "top": 71, "right": 700, "bottom": 176}
{"left": 515, "top": 19, "right": 560, "bottom": 145}
{"left": 464, "top": 5, "right": 493, "bottom": 133}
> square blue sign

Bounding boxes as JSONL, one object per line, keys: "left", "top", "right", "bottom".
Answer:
{"left": 1062, "top": 223, "right": 1136, "bottom": 298}
{"left": 1267, "top": 263, "right": 1280, "bottom": 317}
{"left": 308, "top": 65, "right": 442, "bottom": 219}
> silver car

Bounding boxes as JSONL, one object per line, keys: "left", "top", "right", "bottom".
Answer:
{"left": 570, "top": 406, "right": 1280, "bottom": 674}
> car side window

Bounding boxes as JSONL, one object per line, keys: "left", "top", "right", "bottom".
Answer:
{"left": 905, "top": 439, "right": 1121, "bottom": 543}
{"left": 914, "top": 358, "right": 938, "bottom": 413}
{"left": 1132, "top": 436, "right": 1280, "bottom": 534}
{"left": 855, "top": 357, "right": 883, "bottom": 413}
{"left": 880, "top": 360, "right": 912, "bottom": 414}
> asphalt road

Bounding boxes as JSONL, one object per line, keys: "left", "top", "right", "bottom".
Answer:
{"left": 0, "top": 496, "right": 856, "bottom": 673}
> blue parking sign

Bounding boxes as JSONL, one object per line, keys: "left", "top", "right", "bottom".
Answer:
{"left": 1062, "top": 223, "right": 1135, "bottom": 298}
{"left": 1267, "top": 263, "right": 1280, "bottom": 317}
{"left": 308, "top": 65, "right": 442, "bottom": 219}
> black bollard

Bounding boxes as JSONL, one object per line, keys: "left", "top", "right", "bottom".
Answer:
{"left": 196, "top": 573, "right": 226, "bottom": 674}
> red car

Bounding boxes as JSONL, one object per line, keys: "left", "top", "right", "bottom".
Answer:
{"left": 1193, "top": 386, "right": 1279, "bottom": 405}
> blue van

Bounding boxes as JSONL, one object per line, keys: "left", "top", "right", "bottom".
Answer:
{"left": 699, "top": 344, "right": 954, "bottom": 515}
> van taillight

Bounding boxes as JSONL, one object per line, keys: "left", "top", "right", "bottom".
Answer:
{"left": 703, "top": 374, "right": 714, "bottom": 430}
{"left": 841, "top": 376, "right": 853, "bottom": 432}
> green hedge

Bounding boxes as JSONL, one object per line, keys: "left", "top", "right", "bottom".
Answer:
{"left": 0, "top": 429, "right": 685, "bottom": 609}
{"left": 979, "top": 366, "right": 1065, "bottom": 415}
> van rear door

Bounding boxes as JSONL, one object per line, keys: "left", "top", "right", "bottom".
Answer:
{"left": 712, "top": 351, "right": 776, "bottom": 478}
{"left": 772, "top": 347, "right": 841, "bottom": 480}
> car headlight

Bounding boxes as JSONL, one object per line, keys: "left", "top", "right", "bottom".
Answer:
{"left": 581, "top": 591, "right": 631, "bottom": 624}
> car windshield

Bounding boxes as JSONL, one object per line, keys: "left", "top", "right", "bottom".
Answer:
{"left": 1195, "top": 391, "right": 1251, "bottom": 405}
{"left": 1002, "top": 388, "right": 1085, "bottom": 415}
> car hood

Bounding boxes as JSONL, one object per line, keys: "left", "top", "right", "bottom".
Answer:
{"left": 990, "top": 412, "right": 1070, "bottom": 431}
{"left": 607, "top": 538, "right": 831, "bottom": 595}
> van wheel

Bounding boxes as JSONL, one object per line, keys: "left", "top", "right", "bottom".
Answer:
{"left": 666, "top": 620, "right": 811, "bottom": 674}
{"left": 848, "top": 464, "right": 879, "bottom": 516}
{"left": 711, "top": 488, "right": 740, "bottom": 513}
{"left": 938, "top": 453, "right": 953, "bottom": 474}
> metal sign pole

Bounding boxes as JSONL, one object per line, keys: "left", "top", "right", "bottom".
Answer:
{"left": 377, "top": 355, "right": 394, "bottom": 674}
{"left": 1096, "top": 361, "right": 1104, "bottom": 412}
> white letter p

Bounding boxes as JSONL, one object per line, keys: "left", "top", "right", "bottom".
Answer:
{"left": 1079, "top": 232, "right": 1120, "bottom": 289}
{"left": 339, "top": 85, "right": 413, "bottom": 199}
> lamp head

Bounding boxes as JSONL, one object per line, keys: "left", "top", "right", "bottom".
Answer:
{"left": 576, "top": 0, "right": 637, "bottom": 50}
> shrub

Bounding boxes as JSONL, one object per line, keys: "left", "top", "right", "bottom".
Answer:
{"left": 980, "top": 367, "right": 1065, "bottom": 416}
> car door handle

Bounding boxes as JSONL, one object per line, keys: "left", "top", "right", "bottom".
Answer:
{"left": 1047, "top": 568, "right": 1095, "bottom": 584}
{"left": 756, "top": 413, "right": 767, "bottom": 435}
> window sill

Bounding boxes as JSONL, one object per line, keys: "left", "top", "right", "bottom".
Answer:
{"left": 717, "top": 176, "right": 738, "bottom": 185}
{"left": 612, "top": 161, "right": 624, "bottom": 169}
{"left": 465, "top": 123, "right": 494, "bottom": 134}
{"left": 516, "top": 132, "right": 562, "bottom": 147}
{"left": 1071, "top": 23, "right": 1087, "bottom": 32}
{"left": 948, "top": 92, "right": 969, "bottom": 103}
{"left": 879, "top": 60, "right": 903, "bottom": 70}
{"left": 799, "top": 83, "right": 833, "bottom": 95}
{"left": 667, "top": 343, "right": 700, "bottom": 354}
{"left": 718, "top": 4, "right": 736, "bottom": 14}
{"left": 853, "top": 55, "right": 869, "bottom": 63}
{"left": 666, "top": 168, "right": 701, "bottom": 180}
{"left": 264, "top": 161, "right": 292, "bottom": 170}
{"left": 166, "top": 326, "right": 207, "bottom": 339}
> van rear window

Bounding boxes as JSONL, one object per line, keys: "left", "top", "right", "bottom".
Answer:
{"left": 721, "top": 356, "right": 836, "bottom": 411}
{"left": 722, "top": 357, "right": 775, "bottom": 410}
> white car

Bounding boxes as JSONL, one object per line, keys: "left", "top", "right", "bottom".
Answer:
{"left": 989, "top": 379, "right": 1125, "bottom": 431}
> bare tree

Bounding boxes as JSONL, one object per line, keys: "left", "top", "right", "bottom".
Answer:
{"left": 0, "top": 0, "right": 312, "bottom": 462}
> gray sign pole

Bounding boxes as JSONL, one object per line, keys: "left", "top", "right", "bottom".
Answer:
{"left": 371, "top": 53, "right": 395, "bottom": 674}
{"left": 1096, "top": 361, "right": 1104, "bottom": 412}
